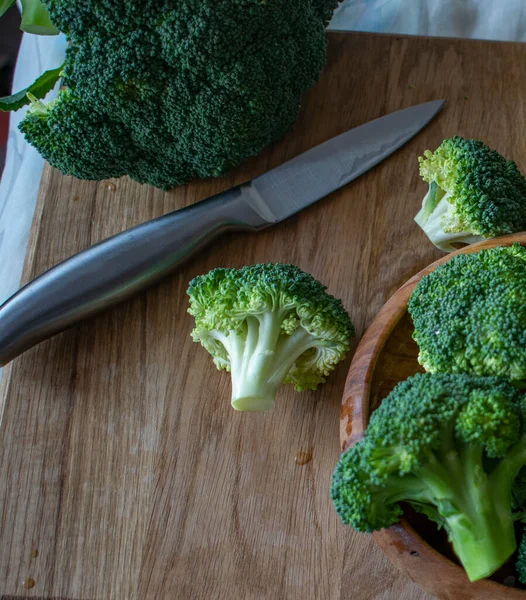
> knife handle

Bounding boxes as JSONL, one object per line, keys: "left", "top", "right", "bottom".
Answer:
{"left": 0, "top": 185, "right": 268, "bottom": 366}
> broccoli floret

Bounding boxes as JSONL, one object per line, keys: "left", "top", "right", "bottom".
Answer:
{"left": 18, "top": 0, "right": 340, "bottom": 190}
{"left": 187, "top": 264, "right": 353, "bottom": 412}
{"left": 415, "top": 137, "right": 526, "bottom": 252}
{"left": 331, "top": 372, "right": 526, "bottom": 582}
{"left": 408, "top": 244, "right": 526, "bottom": 382}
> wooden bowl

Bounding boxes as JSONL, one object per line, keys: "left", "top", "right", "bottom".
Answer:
{"left": 340, "top": 232, "right": 526, "bottom": 600}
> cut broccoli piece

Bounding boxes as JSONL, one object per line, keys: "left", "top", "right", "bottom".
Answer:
{"left": 18, "top": 0, "right": 340, "bottom": 190}
{"left": 331, "top": 372, "right": 526, "bottom": 582}
{"left": 415, "top": 137, "right": 526, "bottom": 252}
{"left": 408, "top": 243, "right": 526, "bottom": 382}
{"left": 187, "top": 264, "right": 354, "bottom": 412}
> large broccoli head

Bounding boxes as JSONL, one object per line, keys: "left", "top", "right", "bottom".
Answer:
{"left": 19, "top": 0, "right": 340, "bottom": 190}
{"left": 408, "top": 243, "right": 526, "bottom": 382}
{"left": 331, "top": 372, "right": 526, "bottom": 582}
{"left": 414, "top": 137, "right": 526, "bottom": 252}
{"left": 187, "top": 263, "right": 354, "bottom": 411}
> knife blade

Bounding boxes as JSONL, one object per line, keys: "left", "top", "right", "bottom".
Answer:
{"left": 0, "top": 99, "right": 445, "bottom": 366}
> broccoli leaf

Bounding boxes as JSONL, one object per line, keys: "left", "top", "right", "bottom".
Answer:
{"left": 0, "top": 0, "right": 15, "bottom": 18}
{"left": 0, "top": 63, "right": 63, "bottom": 112}
{"left": 20, "top": 0, "right": 59, "bottom": 35}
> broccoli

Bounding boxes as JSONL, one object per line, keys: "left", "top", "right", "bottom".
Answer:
{"left": 330, "top": 372, "right": 526, "bottom": 582}
{"left": 408, "top": 244, "right": 526, "bottom": 382}
{"left": 187, "top": 264, "right": 353, "bottom": 412}
{"left": 414, "top": 137, "right": 526, "bottom": 252}
{"left": 17, "top": 0, "right": 340, "bottom": 190}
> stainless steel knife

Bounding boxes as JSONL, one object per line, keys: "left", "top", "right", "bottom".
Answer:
{"left": 0, "top": 99, "right": 445, "bottom": 366}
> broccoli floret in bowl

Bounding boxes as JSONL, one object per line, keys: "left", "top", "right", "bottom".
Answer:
{"left": 331, "top": 372, "right": 526, "bottom": 582}
{"left": 408, "top": 243, "right": 526, "bottom": 382}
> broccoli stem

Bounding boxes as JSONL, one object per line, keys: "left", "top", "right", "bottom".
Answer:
{"left": 418, "top": 446, "right": 517, "bottom": 581}
{"left": 414, "top": 183, "right": 484, "bottom": 252}
{"left": 228, "top": 313, "right": 317, "bottom": 411}
{"left": 491, "top": 437, "right": 526, "bottom": 509}
{"left": 446, "top": 512, "right": 515, "bottom": 582}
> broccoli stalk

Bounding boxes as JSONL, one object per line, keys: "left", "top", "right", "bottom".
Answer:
{"left": 188, "top": 264, "right": 354, "bottom": 412}
{"left": 331, "top": 373, "right": 526, "bottom": 582}
{"left": 415, "top": 137, "right": 526, "bottom": 252}
{"left": 414, "top": 180, "right": 484, "bottom": 252}
{"left": 409, "top": 441, "right": 522, "bottom": 580}
{"left": 214, "top": 315, "right": 326, "bottom": 411}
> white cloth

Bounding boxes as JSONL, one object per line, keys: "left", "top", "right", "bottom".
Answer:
{"left": 1, "top": 0, "right": 525, "bottom": 306}
{"left": 329, "top": 0, "right": 526, "bottom": 41}
{"left": 0, "top": 32, "right": 66, "bottom": 307}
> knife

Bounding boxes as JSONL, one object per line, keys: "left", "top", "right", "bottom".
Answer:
{"left": 0, "top": 99, "right": 445, "bottom": 366}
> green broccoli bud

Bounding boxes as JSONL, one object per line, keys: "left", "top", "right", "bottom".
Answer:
{"left": 17, "top": 0, "right": 340, "bottom": 190}
{"left": 187, "top": 264, "right": 354, "bottom": 412}
{"left": 408, "top": 243, "right": 526, "bottom": 382}
{"left": 331, "top": 372, "right": 526, "bottom": 582}
{"left": 415, "top": 137, "right": 526, "bottom": 252}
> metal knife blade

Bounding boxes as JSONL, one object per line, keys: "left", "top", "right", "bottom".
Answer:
{"left": 246, "top": 99, "right": 446, "bottom": 223}
{"left": 0, "top": 99, "right": 445, "bottom": 366}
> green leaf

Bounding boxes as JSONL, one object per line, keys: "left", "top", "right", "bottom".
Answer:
{"left": 20, "top": 0, "right": 59, "bottom": 35}
{"left": 0, "top": 63, "right": 64, "bottom": 112}
{"left": 0, "top": 0, "right": 16, "bottom": 18}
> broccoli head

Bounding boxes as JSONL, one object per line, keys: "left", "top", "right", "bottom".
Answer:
{"left": 408, "top": 244, "right": 526, "bottom": 382}
{"left": 187, "top": 264, "right": 353, "bottom": 411}
{"left": 414, "top": 137, "right": 526, "bottom": 252}
{"left": 19, "top": 0, "right": 340, "bottom": 190}
{"left": 331, "top": 372, "right": 526, "bottom": 582}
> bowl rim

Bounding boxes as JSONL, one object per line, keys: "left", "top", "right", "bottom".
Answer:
{"left": 340, "top": 232, "right": 526, "bottom": 599}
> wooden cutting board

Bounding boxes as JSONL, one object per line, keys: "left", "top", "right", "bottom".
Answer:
{"left": 1, "top": 31, "right": 525, "bottom": 600}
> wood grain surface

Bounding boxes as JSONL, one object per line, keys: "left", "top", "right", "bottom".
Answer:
{"left": 341, "top": 233, "right": 526, "bottom": 600}
{"left": 1, "top": 31, "right": 525, "bottom": 600}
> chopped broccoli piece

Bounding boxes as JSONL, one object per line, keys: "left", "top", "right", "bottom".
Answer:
{"left": 187, "top": 264, "right": 353, "bottom": 412}
{"left": 18, "top": 0, "right": 340, "bottom": 190}
{"left": 408, "top": 244, "right": 526, "bottom": 382}
{"left": 331, "top": 372, "right": 526, "bottom": 582}
{"left": 415, "top": 137, "right": 526, "bottom": 252}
